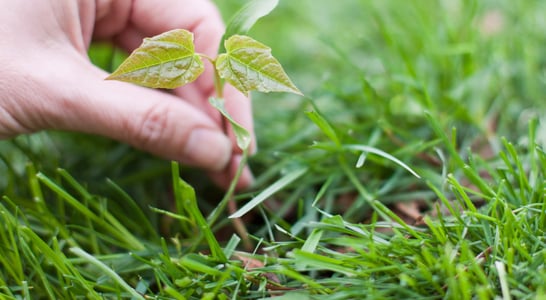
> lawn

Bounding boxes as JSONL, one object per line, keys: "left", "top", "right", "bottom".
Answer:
{"left": 1, "top": 0, "right": 545, "bottom": 299}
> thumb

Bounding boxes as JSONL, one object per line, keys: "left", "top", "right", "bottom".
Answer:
{"left": 47, "top": 62, "right": 233, "bottom": 172}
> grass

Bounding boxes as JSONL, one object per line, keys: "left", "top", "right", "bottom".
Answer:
{"left": 1, "top": 0, "right": 545, "bottom": 299}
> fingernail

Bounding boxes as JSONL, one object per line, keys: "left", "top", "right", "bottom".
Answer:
{"left": 183, "top": 128, "right": 231, "bottom": 171}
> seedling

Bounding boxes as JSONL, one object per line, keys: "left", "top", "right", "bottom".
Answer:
{"left": 106, "top": 29, "right": 301, "bottom": 150}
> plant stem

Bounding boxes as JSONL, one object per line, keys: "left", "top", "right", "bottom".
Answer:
{"left": 213, "top": 65, "right": 225, "bottom": 100}
{"left": 206, "top": 59, "right": 250, "bottom": 229}
{"left": 200, "top": 53, "right": 225, "bottom": 99}
{"left": 207, "top": 147, "right": 249, "bottom": 227}
{"left": 208, "top": 56, "right": 230, "bottom": 139}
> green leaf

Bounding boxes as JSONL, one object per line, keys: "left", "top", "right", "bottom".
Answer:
{"left": 216, "top": 35, "right": 302, "bottom": 95}
{"left": 106, "top": 29, "right": 204, "bottom": 89}
{"left": 220, "top": 0, "right": 279, "bottom": 52}
{"left": 209, "top": 97, "right": 251, "bottom": 150}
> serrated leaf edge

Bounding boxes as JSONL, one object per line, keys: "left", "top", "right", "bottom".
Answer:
{"left": 215, "top": 35, "right": 303, "bottom": 96}
{"left": 106, "top": 29, "right": 204, "bottom": 89}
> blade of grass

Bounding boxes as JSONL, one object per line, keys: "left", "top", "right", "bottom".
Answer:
{"left": 17, "top": 234, "right": 57, "bottom": 299}
{"left": 305, "top": 110, "right": 341, "bottom": 146}
{"left": 36, "top": 172, "right": 144, "bottom": 250}
{"left": 373, "top": 200, "right": 423, "bottom": 240}
{"left": 230, "top": 167, "right": 308, "bottom": 218}
{"left": 56, "top": 168, "right": 101, "bottom": 253}
{"left": 171, "top": 161, "right": 191, "bottom": 233}
{"left": 105, "top": 178, "right": 158, "bottom": 239}
{"left": 343, "top": 144, "right": 421, "bottom": 178}
{"left": 19, "top": 228, "right": 100, "bottom": 298}
{"left": 0, "top": 200, "right": 24, "bottom": 284}
{"left": 177, "top": 254, "right": 223, "bottom": 277}
{"left": 70, "top": 247, "right": 145, "bottom": 300}
{"left": 301, "top": 229, "right": 323, "bottom": 253}
{"left": 25, "top": 167, "right": 76, "bottom": 246}
{"left": 495, "top": 261, "right": 512, "bottom": 300}
{"left": 176, "top": 177, "right": 227, "bottom": 262}
{"left": 223, "top": 234, "right": 241, "bottom": 258}
{"left": 425, "top": 112, "right": 466, "bottom": 168}
{"left": 293, "top": 249, "right": 357, "bottom": 276}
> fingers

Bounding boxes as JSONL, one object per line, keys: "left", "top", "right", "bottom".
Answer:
{"left": 33, "top": 55, "right": 233, "bottom": 172}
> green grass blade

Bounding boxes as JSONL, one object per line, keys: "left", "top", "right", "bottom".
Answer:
{"left": 305, "top": 110, "right": 341, "bottom": 146}
{"left": 19, "top": 228, "right": 101, "bottom": 298}
{"left": 70, "top": 247, "right": 145, "bottom": 299}
{"left": 230, "top": 167, "right": 308, "bottom": 218}
{"left": 343, "top": 144, "right": 421, "bottom": 178}
{"left": 177, "top": 178, "right": 227, "bottom": 262}
{"left": 0, "top": 200, "right": 24, "bottom": 284}
{"left": 178, "top": 254, "right": 223, "bottom": 277}
{"left": 105, "top": 178, "right": 158, "bottom": 239}
{"left": 300, "top": 229, "right": 323, "bottom": 254}
{"left": 373, "top": 200, "right": 423, "bottom": 240}
{"left": 36, "top": 173, "right": 144, "bottom": 250}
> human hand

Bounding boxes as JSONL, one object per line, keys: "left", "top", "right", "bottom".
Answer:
{"left": 0, "top": 0, "right": 255, "bottom": 189}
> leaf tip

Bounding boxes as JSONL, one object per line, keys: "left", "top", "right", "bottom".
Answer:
{"left": 290, "top": 86, "right": 304, "bottom": 96}
{"left": 104, "top": 73, "right": 118, "bottom": 81}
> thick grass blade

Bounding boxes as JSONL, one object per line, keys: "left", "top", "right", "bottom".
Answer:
{"left": 178, "top": 254, "right": 223, "bottom": 277}
{"left": 425, "top": 112, "right": 466, "bottom": 168}
{"left": 495, "top": 261, "right": 512, "bottom": 300}
{"left": 305, "top": 110, "right": 341, "bottom": 146}
{"left": 293, "top": 249, "right": 357, "bottom": 276}
{"left": 301, "top": 229, "right": 323, "bottom": 254}
{"left": 175, "top": 177, "right": 227, "bottom": 262}
{"left": 70, "top": 247, "right": 145, "bottom": 300}
{"left": 230, "top": 167, "right": 308, "bottom": 218}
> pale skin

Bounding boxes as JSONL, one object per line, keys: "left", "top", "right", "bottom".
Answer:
{"left": 0, "top": 0, "right": 255, "bottom": 189}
